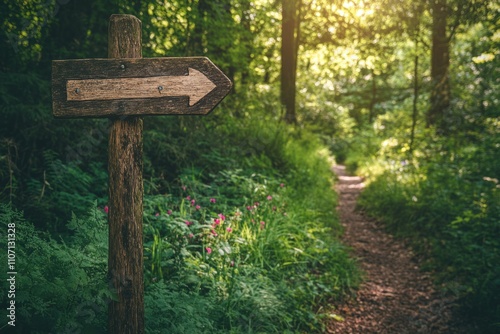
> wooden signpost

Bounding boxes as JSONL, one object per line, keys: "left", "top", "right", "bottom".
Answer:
{"left": 51, "top": 14, "right": 231, "bottom": 334}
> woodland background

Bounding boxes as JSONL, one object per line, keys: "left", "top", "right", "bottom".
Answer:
{"left": 0, "top": 0, "right": 498, "bottom": 333}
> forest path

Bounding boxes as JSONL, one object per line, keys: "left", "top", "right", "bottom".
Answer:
{"left": 325, "top": 165, "right": 473, "bottom": 334}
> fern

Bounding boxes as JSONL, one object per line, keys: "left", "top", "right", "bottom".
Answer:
{"left": 0, "top": 203, "right": 108, "bottom": 333}
{"left": 145, "top": 281, "right": 215, "bottom": 334}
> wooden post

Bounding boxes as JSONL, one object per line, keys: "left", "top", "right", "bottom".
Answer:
{"left": 107, "top": 14, "right": 144, "bottom": 334}
{"left": 51, "top": 14, "right": 231, "bottom": 334}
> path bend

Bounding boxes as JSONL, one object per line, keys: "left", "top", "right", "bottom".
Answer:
{"left": 326, "top": 165, "right": 475, "bottom": 334}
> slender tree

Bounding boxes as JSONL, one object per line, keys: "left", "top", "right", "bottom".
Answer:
{"left": 427, "top": 0, "right": 450, "bottom": 130}
{"left": 410, "top": 37, "right": 420, "bottom": 153}
{"left": 408, "top": 0, "right": 424, "bottom": 153}
{"left": 281, "top": 0, "right": 298, "bottom": 124}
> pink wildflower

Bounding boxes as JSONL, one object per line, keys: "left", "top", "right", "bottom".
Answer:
{"left": 104, "top": 206, "right": 109, "bottom": 214}
{"left": 211, "top": 229, "right": 218, "bottom": 236}
{"left": 226, "top": 227, "right": 232, "bottom": 233}
{"left": 191, "top": 199, "right": 196, "bottom": 206}
{"left": 280, "top": 183, "right": 285, "bottom": 188}
{"left": 188, "top": 233, "right": 194, "bottom": 238}
{"left": 214, "top": 218, "right": 221, "bottom": 226}
{"left": 230, "top": 260, "right": 235, "bottom": 267}
{"left": 210, "top": 198, "right": 216, "bottom": 203}
{"left": 267, "top": 195, "right": 272, "bottom": 201}
{"left": 246, "top": 206, "right": 252, "bottom": 211}
{"left": 185, "top": 221, "right": 192, "bottom": 226}
{"left": 206, "top": 247, "right": 212, "bottom": 254}
{"left": 260, "top": 221, "right": 265, "bottom": 229}
{"left": 218, "top": 213, "right": 226, "bottom": 221}
{"left": 155, "top": 212, "right": 159, "bottom": 217}
{"left": 167, "top": 209, "right": 172, "bottom": 215}
{"left": 186, "top": 195, "right": 191, "bottom": 200}
{"left": 196, "top": 205, "right": 201, "bottom": 210}
{"left": 254, "top": 202, "right": 260, "bottom": 207}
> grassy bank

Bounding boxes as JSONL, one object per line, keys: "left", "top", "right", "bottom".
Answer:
{"left": 1, "top": 93, "right": 360, "bottom": 333}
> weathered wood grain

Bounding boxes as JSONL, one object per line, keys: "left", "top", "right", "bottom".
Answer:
{"left": 66, "top": 68, "right": 216, "bottom": 106}
{"left": 106, "top": 14, "right": 144, "bottom": 334}
{"left": 52, "top": 57, "right": 232, "bottom": 117}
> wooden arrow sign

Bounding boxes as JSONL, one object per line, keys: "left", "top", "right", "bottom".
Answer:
{"left": 52, "top": 57, "right": 232, "bottom": 118}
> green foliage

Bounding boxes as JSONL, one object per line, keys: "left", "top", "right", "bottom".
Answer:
{"left": 0, "top": 203, "right": 109, "bottom": 333}
{"left": 6, "top": 0, "right": 497, "bottom": 332}
{"left": 346, "top": 24, "right": 500, "bottom": 326}
{"left": 335, "top": 8, "right": 500, "bottom": 330}
{"left": 145, "top": 281, "right": 214, "bottom": 334}
{"left": 358, "top": 148, "right": 500, "bottom": 332}
{"left": 1, "top": 0, "right": 363, "bottom": 318}
{"left": 139, "top": 111, "right": 360, "bottom": 332}
{"left": 0, "top": 79, "right": 360, "bottom": 333}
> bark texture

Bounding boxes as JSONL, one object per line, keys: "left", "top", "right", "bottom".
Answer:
{"left": 427, "top": 0, "right": 450, "bottom": 130}
{"left": 281, "top": 0, "right": 297, "bottom": 124}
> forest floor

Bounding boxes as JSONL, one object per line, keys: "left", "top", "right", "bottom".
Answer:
{"left": 325, "top": 165, "right": 478, "bottom": 334}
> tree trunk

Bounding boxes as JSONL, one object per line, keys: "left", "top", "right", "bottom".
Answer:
{"left": 410, "top": 49, "right": 419, "bottom": 153}
{"left": 427, "top": 0, "right": 450, "bottom": 130}
{"left": 191, "top": 0, "right": 208, "bottom": 55}
{"left": 368, "top": 69, "right": 376, "bottom": 123}
{"left": 281, "top": 0, "right": 297, "bottom": 124}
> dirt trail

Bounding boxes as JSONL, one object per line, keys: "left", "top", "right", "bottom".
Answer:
{"left": 326, "top": 165, "right": 475, "bottom": 334}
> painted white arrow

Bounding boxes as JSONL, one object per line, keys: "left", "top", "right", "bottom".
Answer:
{"left": 66, "top": 68, "right": 216, "bottom": 106}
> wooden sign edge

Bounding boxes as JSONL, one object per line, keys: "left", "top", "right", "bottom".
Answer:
{"left": 52, "top": 57, "right": 232, "bottom": 118}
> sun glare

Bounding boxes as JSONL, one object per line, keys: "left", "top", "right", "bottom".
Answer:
{"left": 340, "top": 0, "right": 375, "bottom": 20}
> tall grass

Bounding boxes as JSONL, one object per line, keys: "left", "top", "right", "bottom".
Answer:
{"left": 141, "top": 114, "right": 360, "bottom": 332}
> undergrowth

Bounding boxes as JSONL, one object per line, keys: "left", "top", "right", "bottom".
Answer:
{"left": 0, "top": 92, "right": 359, "bottom": 333}
{"left": 347, "top": 117, "right": 500, "bottom": 333}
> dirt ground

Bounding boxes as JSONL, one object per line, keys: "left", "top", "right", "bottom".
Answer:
{"left": 325, "top": 165, "right": 478, "bottom": 334}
